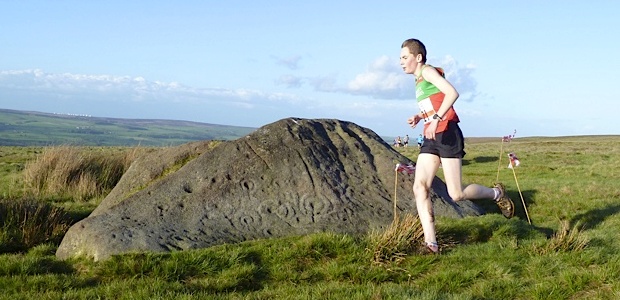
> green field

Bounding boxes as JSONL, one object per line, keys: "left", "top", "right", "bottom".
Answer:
{"left": 0, "top": 109, "right": 255, "bottom": 146}
{"left": 1, "top": 134, "right": 619, "bottom": 299}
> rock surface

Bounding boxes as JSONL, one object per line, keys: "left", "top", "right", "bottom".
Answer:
{"left": 56, "top": 118, "right": 484, "bottom": 261}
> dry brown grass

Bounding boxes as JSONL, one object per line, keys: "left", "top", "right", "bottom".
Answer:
{"left": 535, "top": 220, "right": 590, "bottom": 255}
{"left": 370, "top": 213, "right": 425, "bottom": 265}
{"left": 22, "top": 145, "right": 144, "bottom": 201}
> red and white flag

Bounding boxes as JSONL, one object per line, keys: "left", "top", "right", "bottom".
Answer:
{"left": 508, "top": 152, "right": 520, "bottom": 168}
{"left": 502, "top": 129, "right": 517, "bottom": 142}
{"left": 395, "top": 163, "right": 416, "bottom": 175}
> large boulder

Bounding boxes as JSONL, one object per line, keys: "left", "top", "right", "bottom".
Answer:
{"left": 56, "top": 118, "right": 483, "bottom": 261}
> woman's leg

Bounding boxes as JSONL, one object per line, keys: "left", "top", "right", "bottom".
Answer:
{"left": 413, "top": 153, "right": 441, "bottom": 246}
{"left": 440, "top": 157, "right": 495, "bottom": 201}
{"left": 441, "top": 157, "right": 514, "bottom": 218}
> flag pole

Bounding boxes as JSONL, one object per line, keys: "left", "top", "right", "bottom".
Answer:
{"left": 509, "top": 162, "right": 531, "bottom": 224}
{"left": 496, "top": 139, "right": 504, "bottom": 183}
{"left": 394, "top": 170, "right": 399, "bottom": 222}
{"left": 394, "top": 170, "right": 398, "bottom": 222}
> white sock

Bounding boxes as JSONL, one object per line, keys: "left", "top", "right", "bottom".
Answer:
{"left": 426, "top": 241, "right": 439, "bottom": 252}
{"left": 493, "top": 188, "right": 500, "bottom": 201}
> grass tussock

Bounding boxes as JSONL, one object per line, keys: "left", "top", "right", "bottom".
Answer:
{"left": 370, "top": 213, "right": 425, "bottom": 265}
{"left": 0, "top": 198, "right": 72, "bottom": 253}
{"left": 22, "top": 146, "right": 143, "bottom": 201}
{"left": 535, "top": 220, "right": 590, "bottom": 254}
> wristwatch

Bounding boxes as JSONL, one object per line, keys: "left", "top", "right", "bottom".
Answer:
{"left": 432, "top": 114, "right": 442, "bottom": 121}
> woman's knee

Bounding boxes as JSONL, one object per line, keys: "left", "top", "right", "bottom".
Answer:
{"left": 413, "top": 181, "right": 429, "bottom": 195}
{"left": 448, "top": 190, "right": 466, "bottom": 201}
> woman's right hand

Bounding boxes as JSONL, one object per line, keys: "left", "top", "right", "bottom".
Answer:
{"left": 407, "top": 114, "right": 422, "bottom": 129}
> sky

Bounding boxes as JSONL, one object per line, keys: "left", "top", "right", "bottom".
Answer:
{"left": 1, "top": 1, "right": 619, "bottom": 138}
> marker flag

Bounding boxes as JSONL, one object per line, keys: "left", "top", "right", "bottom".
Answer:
{"left": 395, "top": 163, "right": 416, "bottom": 175}
{"left": 508, "top": 152, "right": 520, "bottom": 168}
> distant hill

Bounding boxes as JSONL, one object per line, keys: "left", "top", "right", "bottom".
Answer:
{"left": 0, "top": 109, "right": 256, "bottom": 146}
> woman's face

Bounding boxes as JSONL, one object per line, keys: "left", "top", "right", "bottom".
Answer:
{"left": 400, "top": 47, "right": 418, "bottom": 74}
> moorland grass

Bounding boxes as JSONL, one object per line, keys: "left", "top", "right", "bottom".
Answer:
{"left": 0, "top": 136, "right": 619, "bottom": 299}
{"left": 0, "top": 146, "right": 42, "bottom": 198}
{"left": 0, "top": 198, "right": 72, "bottom": 253}
{"left": 21, "top": 145, "right": 146, "bottom": 201}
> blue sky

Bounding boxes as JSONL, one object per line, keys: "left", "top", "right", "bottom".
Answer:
{"left": 1, "top": 1, "right": 618, "bottom": 138}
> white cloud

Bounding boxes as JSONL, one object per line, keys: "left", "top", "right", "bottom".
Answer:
{"left": 344, "top": 55, "right": 410, "bottom": 99}
{"left": 435, "top": 55, "right": 478, "bottom": 102}
{"left": 0, "top": 60, "right": 484, "bottom": 136}
{"left": 273, "top": 55, "right": 480, "bottom": 102}
{"left": 0, "top": 69, "right": 312, "bottom": 129}
{"left": 0, "top": 69, "right": 301, "bottom": 105}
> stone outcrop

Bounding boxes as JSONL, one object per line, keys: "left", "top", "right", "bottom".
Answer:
{"left": 56, "top": 118, "right": 483, "bottom": 261}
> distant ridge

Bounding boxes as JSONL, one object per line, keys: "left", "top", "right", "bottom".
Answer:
{"left": 0, "top": 108, "right": 256, "bottom": 146}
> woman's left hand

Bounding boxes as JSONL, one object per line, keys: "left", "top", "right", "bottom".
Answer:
{"left": 425, "top": 120, "right": 439, "bottom": 140}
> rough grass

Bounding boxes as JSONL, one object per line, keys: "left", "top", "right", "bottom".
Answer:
{"left": 370, "top": 213, "right": 425, "bottom": 265}
{"left": 0, "top": 146, "right": 42, "bottom": 199}
{"left": 533, "top": 219, "right": 589, "bottom": 255}
{"left": 21, "top": 146, "right": 145, "bottom": 201}
{"left": 1, "top": 136, "right": 620, "bottom": 298}
{"left": 0, "top": 198, "right": 72, "bottom": 253}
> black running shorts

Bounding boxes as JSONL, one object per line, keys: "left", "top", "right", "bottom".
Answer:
{"left": 419, "top": 121, "right": 466, "bottom": 158}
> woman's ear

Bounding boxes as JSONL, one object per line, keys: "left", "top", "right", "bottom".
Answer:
{"left": 416, "top": 53, "right": 423, "bottom": 63}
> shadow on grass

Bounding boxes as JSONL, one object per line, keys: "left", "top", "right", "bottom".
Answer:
{"left": 462, "top": 156, "right": 499, "bottom": 166}
{"left": 439, "top": 216, "right": 536, "bottom": 246}
{"left": 473, "top": 156, "right": 499, "bottom": 163}
{"left": 185, "top": 249, "right": 269, "bottom": 294}
{"left": 439, "top": 189, "right": 620, "bottom": 247}
{"left": 226, "top": 250, "right": 269, "bottom": 293}
{"left": 470, "top": 189, "right": 537, "bottom": 222}
{"left": 465, "top": 190, "right": 620, "bottom": 239}
{"left": 0, "top": 255, "right": 76, "bottom": 276}
{"left": 491, "top": 189, "right": 559, "bottom": 237}
{"left": 509, "top": 189, "right": 536, "bottom": 221}
{"left": 569, "top": 204, "right": 620, "bottom": 230}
